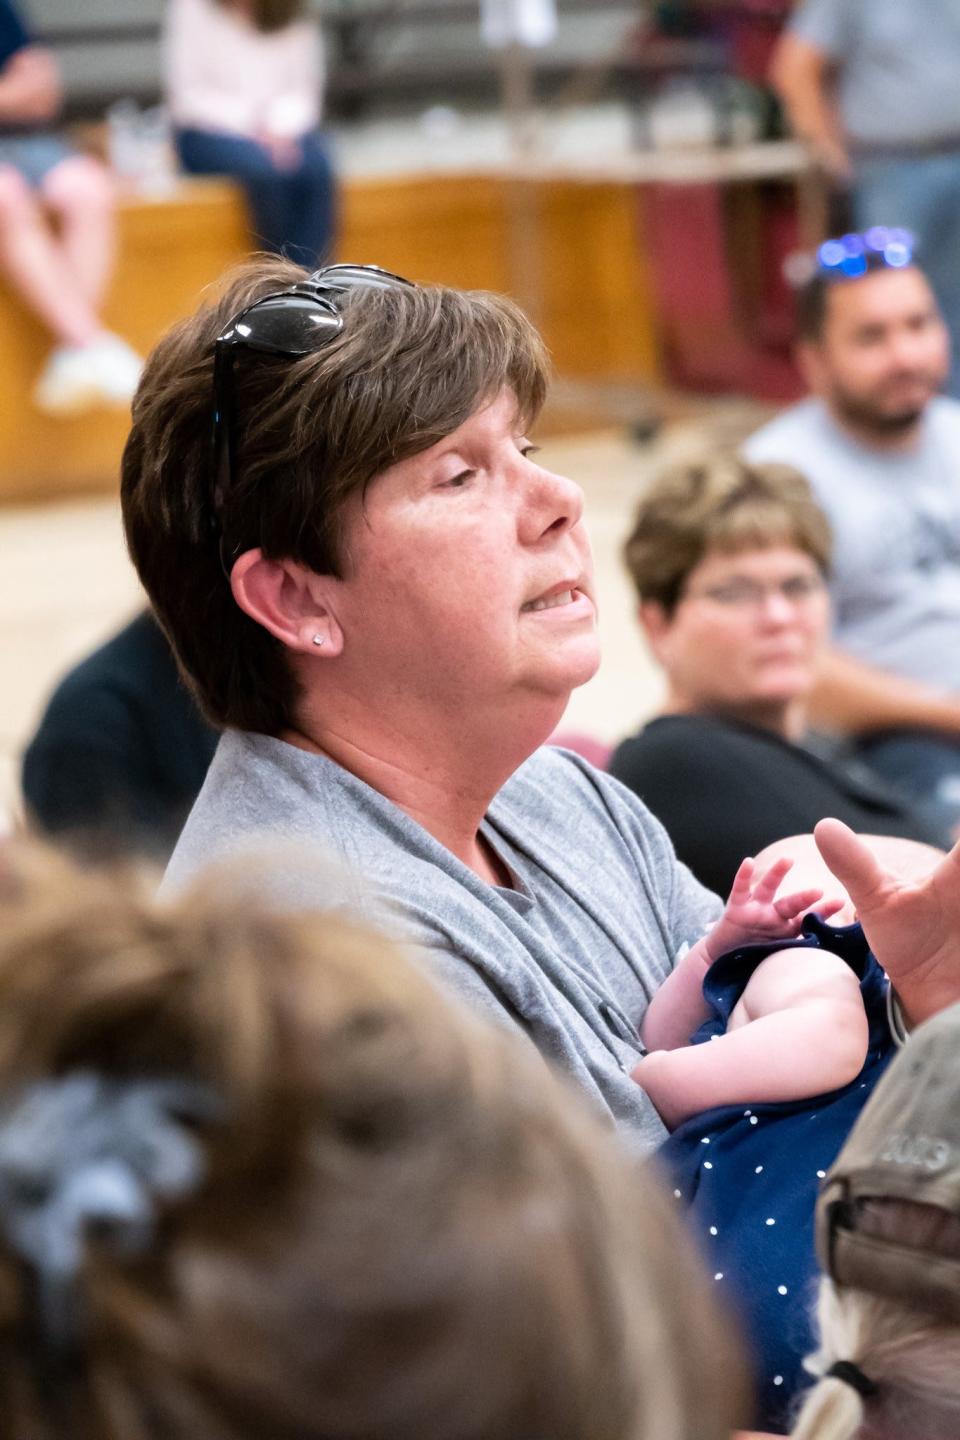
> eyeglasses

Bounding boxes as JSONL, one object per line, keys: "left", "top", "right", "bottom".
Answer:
{"left": 210, "top": 262, "right": 415, "bottom": 561}
{"left": 682, "top": 573, "right": 827, "bottom": 611}
{"left": 816, "top": 227, "right": 915, "bottom": 280}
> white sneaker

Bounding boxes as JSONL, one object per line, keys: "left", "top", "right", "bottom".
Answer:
{"left": 85, "top": 333, "right": 144, "bottom": 408}
{"left": 32, "top": 334, "right": 144, "bottom": 416}
{"left": 32, "top": 345, "right": 103, "bottom": 416}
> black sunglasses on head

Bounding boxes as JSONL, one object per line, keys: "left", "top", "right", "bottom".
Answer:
{"left": 209, "top": 262, "right": 415, "bottom": 565}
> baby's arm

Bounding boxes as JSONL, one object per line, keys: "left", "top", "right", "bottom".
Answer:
{"left": 642, "top": 855, "right": 835, "bottom": 1052}
{"left": 634, "top": 948, "right": 868, "bottom": 1131}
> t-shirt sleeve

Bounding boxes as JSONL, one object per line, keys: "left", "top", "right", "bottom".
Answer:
{"left": 647, "top": 802, "right": 723, "bottom": 965}
{"left": 598, "top": 767, "right": 723, "bottom": 970}
{"left": 0, "top": 1, "right": 32, "bottom": 66}
{"left": 787, "top": 0, "right": 855, "bottom": 58}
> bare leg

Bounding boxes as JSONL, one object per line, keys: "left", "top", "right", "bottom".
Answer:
{"left": 633, "top": 950, "right": 868, "bottom": 1131}
{"left": 40, "top": 156, "right": 117, "bottom": 312}
{"left": 0, "top": 165, "right": 102, "bottom": 345}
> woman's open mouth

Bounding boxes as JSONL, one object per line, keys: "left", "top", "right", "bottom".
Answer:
{"left": 521, "top": 589, "right": 576, "bottom": 613}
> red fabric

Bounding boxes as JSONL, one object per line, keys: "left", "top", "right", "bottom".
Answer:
{"left": 643, "top": 183, "right": 754, "bottom": 392}
{"left": 641, "top": 181, "right": 803, "bottom": 400}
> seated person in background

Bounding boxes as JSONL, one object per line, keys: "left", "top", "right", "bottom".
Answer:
{"left": 164, "top": 0, "right": 336, "bottom": 269}
{"left": 744, "top": 237, "right": 960, "bottom": 821}
{"left": 609, "top": 455, "right": 950, "bottom": 898}
{"left": 0, "top": 840, "right": 746, "bottom": 1440}
{"left": 792, "top": 996, "right": 960, "bottom": 1440}
{"left": 21, "top": 610, "right": 217, "bottom": 861}
{"left": 0, "top": 0, "right": 142, "bottom": 413}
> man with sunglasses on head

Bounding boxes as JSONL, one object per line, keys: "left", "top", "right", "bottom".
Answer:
{"left": 771, "top": 0, "right": 960, "bottom": 399}
{"left": 745, "top": 236, "right": 960, "bottom": 830}
{"left": 121, "top": 257, "right": 960, "bottom": 1433}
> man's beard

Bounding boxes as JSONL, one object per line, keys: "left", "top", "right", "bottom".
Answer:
{"left": 829, "top": 374, "right": 938, "bottom": 438}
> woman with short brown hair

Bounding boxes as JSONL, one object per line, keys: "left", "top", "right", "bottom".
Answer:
{"left": 610, "top": 453, "right": 948, "bottom": 895}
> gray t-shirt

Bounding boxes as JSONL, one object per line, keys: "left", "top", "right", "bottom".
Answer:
{"left": 744, "top": 397, "right": 960, "bottom": 691}
{"left": 165, "top": 732, "right": 722, "bottom": 1152}
{"left": 790, "top": 0, "right": 960, "bottom": 151}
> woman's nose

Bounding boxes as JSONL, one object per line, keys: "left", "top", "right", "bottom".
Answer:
{"left": 520, "top": 460, "right": 585, "bottom": 542}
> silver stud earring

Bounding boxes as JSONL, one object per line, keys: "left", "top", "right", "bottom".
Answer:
{"left": 312, "top": 635, "right": 325, "bottom": 647}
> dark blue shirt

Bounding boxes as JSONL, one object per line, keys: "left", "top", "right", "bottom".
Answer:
{"left": 22, "top": 611, "right": 219, "bottom": 862}
{"left": 0, "top": 0, "right": 31, "bottom": 70}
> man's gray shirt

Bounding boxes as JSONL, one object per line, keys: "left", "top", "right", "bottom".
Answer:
{"left": 165, "top": 732, "right": 722, "bottom": 1152}
{"left": 745, "top": 396, "right": 960, "bottom": 692}
{"left": 790, "top": 0, "right": 960, "bottom": 152}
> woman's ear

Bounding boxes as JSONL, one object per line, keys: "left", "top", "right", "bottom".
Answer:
{"left": 229, "top": 549, "right": 344, "bottom": 656}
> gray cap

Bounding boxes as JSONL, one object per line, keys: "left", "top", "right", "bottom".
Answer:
{"left": 816, "top": 1001, "right": 960, "bottom": 1321}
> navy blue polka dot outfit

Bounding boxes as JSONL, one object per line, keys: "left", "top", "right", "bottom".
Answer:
{"left": 656, "top": 916, "right": 892, "bottom": 1434}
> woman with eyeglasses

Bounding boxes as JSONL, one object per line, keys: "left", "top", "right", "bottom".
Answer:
{"left": 164, "top": 0, "right": 335, "bottom": 268}
{"left": 608, "top": 455, "right": 949, "bottom": 899}
{"left": 606, "top": 456, "right": 947, "bottom": 1429}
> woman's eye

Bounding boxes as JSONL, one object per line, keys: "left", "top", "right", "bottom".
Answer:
{"left": 520, "top": 444, "right": 541, "bottom": 459}
{"left": 440, "top": 470, "right": 475, "bottom": 489}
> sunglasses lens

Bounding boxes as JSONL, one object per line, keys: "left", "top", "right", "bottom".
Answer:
{"left": 223, "top": 293, "right": 342, "bottom": 354}
{"left": 307, "top": 263, "right": 414, "bottom": 296}
{"left": 210, "top": 265, "right": 414, "bottom": 565}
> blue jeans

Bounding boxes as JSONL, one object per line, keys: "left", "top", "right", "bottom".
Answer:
{"left": 175, "top": 128, "right": 336, "bottom": 269}
{"left": 854, "top": 151, "right": 960, "bottom": 397}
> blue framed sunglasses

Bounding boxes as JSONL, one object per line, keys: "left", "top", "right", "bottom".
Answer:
{"left": 815, "top": 227, "right": 915, "bottom": 279}
{"left": 209, "top": 262, "right": 415, "bottom": 560}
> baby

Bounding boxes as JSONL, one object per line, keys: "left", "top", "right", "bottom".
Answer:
{"left": 636, "top": 833, "right": 945, "bottom": 1433}
{"left": 633, "top": 854, "right": 863, "bottom": 1132}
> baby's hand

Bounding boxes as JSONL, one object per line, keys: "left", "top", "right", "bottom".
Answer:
{"left": 704, "top": 855, "right": 844, "bottom": 964}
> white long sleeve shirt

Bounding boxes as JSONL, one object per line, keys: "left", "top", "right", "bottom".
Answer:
{"left": 164, "top": 0, "right": 324, "bottom": 140}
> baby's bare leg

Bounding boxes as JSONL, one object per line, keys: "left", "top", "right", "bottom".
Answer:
{"left": 633, "top": 949, "right": 869, "bottom": 1131}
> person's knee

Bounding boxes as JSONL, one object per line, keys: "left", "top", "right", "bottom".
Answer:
{"left": 0, "top": 164, "right": 39, "bottom": 228}
{"left": 41, "top": 155, "right": 117, "bottom": 219}
{"left": 299, "top": 137, "right": 334, "bottom": 179}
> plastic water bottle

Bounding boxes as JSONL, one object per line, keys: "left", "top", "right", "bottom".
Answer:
{"left": 106, "top": 100, "right": 176, "bottom": 196}
{"left": 106, "top": 98, "right": 142, "bottom": 186}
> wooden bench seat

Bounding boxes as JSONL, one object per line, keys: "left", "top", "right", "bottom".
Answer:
{"left": 0, "top": 172, "right": 660, "bottom": 503}
{"left": 0, "top": 178, "right": 250, "bottom": 503}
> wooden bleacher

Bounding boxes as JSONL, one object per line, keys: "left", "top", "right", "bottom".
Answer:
{"left": 0, "top": 178, "right": 250, "bottom": 504}
{"left": 0, "top": 172, "right": 661, "bottom": 503}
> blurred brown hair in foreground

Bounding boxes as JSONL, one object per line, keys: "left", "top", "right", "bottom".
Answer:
{"left": 0, "top": 842, "right": 746, "bottom": 1440}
